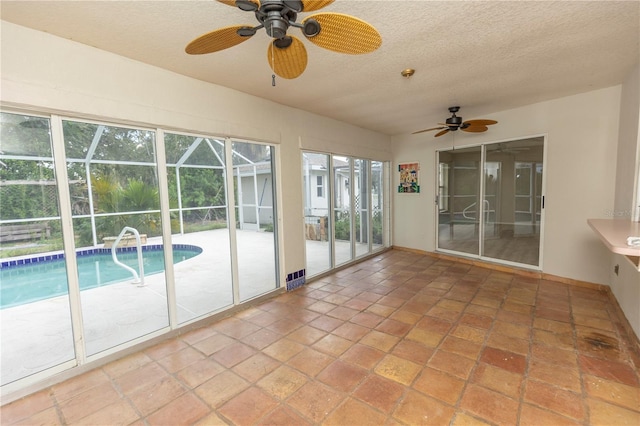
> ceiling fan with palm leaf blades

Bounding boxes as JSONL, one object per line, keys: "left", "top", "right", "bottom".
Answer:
{"left": 185, "top": 0, "right": 382, "bottom": 80}
{"left": 413, "top": 106, "right": 498, "bottom": 137}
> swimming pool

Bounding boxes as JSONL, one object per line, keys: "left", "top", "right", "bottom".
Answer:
{"left": 0, "top": 244, "right": 202, "bottom": 309}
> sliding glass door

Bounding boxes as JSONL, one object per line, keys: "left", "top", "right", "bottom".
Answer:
{"left": 437, "top": 137, "right": 545, "bottom": 267}
{"left": 303, "top": 152, "right": 388, "bottom": 278}
{"left": 437, "top": 147, "right": 482, "bottom": 256}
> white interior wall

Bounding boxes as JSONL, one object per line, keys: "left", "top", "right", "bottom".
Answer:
{"left": 0, "top": 21, "right": 392, "bottom": 278}
{"left": 611, "top": 64, "right": 640, "bottom": 337}
{"left": 391, "top": 87, "right": 622, "bottom": 285}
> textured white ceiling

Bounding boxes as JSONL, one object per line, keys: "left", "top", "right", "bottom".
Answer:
{"left": 1, "top": 0, "right": 638, "bottom": 135}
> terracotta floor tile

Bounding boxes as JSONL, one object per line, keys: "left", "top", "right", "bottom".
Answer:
{"left": 459, "top": 384, "right": 519, "bottom": 425}
{"left": 451, "top": 324, "right": 487, "bottom": 344}
{"left": 286, "top": 324, "right": 327, "bottom": 345}
{"left": 263, "top": 338, "right": 306, "bottom": 361}
{"left": 413, "top": 367, "right": 465, "bottom": 405}
{"left": 286, "top": 381, "right": 345, "bottom": 423}
{"left": 175, "top": 358, "right": 225, "bottom": 388}
{"left": 257, "top": 405, "right": 313, "bottom": 426}
{"left": 583, "top": 374, "right": 640, "bottom": 411}
{"left": 519, "top": 403, "right": 582, "bottom": 426}
{"left": 340, "top": 343, "right": 386, "bottom": 369}
{"left": 578, "top": 354, "right": 640, "bottom": 386}
{"left": 240, "top": 327, "right": 282, "bottom": 350}
{"left": 480, "top": 347, "right": 527, "bottom": 375}
{"left": 353, "top": 375, "right": 404, "bottom": 413}
{"left": 157, "top": 346, "right": 205, "bottom": 373}
{"left": 391, "top": 339, "right": 435, "bottom": 364}
{"left": 332, "top": 321, "right": 370, "bottom": 341}
{"left": 128, "top": 376, "right": 186, "bottom": 416}
{"left": 439, "top": 335, "right": 482, "bottom": 360}
{"left": 308, "top": 315, "right": 343, "bottom": 332}
{"left": 486, "top": 332, "right": 530, "bottom": 355}
{"left": 323, "top": 293, "right": 351, "bottom": 305}
{"left": 307, "top": 300, "right": 337, "bottom": 313}
{"left": 212, "top": 317, "right": 261, "bottom": 338}
{"left": 51, "top": 368, "right": 111, "bottom": 403}
{"left": 350, "top": 311, "right": 385, "bottom": 328}
{"left": 101, "top": 352, "right": 153, "bottom": 379}
{"left": 232, "top": 352, "right": 280, "bottom": 383}
{"left": 256, "top": 365, "right": 308, "bottom": 400}
{"left": 143, "top": 338, "right": 187, "bottom": 360}
{"left": 393, "top": 390, "right": 455, "bottom": 425}
{"left": 365, "top": 303, "right": 396, "bottom": 317}
{"left": 427, "top": 305, "right": 464, "bottom": 322}
{"left": 406, "top": 328, "right": 446, "bottom": 348}
{"left": 7, "top": 250, "right": 640, "bottom": 426}
{"left": 586, "top": 397, "right": 640, "bottom": 426}
{"left": 524, "top": 380, "right": 585, "bottom": 421}
{"left": 146, "top": 392, "right": 210, "bottom": 426}
{"left": 191, "top": 333, "right": 235, "bottom": 356}
{"left": 10, "top": 406, "right": 62, "bottom": 426}
{"left": 266, "top": 317, "right": 303, "bottom": 334}
{"left": 71, "top": 399, "right": 139, "bottom": 426}
{"left": 428, "top": 349, "right": 476, "bottom": 380}
{"left": 374, "top": 354, "right": 422, "bottom": 385}
{"left": 343, "top": 297, "right": 373, "bottom": 311}
{"left": 287, "top": 347, "right": 334, "bottom": 377}
{"left": 324, "top": 397, "right": 388, "bottom": 426}
{"left": 0, "top": 389, "right": 55, "bottom": 424}
{"left": 471, "top": 363, "right": 523, "bottom": 399}
{"left": 317, "top": 360, "right": 368, "bottom": 392}
{"left": 327, "top": 306, "right": 360, "bottom": 321}
{"left": 243, "top": 310, "right": 281, "bottom": 327}
{"left": 218, "top": 387, "right": 279, "bottom": 425}
{"left": 312, "top": 333, "right": 353, "bottom": 356}
{"left": 465, "top": 303, "right": 498, "bottom": 318}
{"left": 389, "top": 309, "right": 422, "bottom": 325}
{"left": 528, "top": 358, "right": 582, "bottom": 392}
{"left": 194, "top": 370, "right": 249, "bottom": 408}
{"left": 194, "top": 411, "right": 233, "bottom": 426}
{"left": 59, "top": 382, "right": 121, "bottom": 424}
{"left": 459, "top": 313, "right": 493, "bottom": 330}
{"left": 536, "top": 306, "right": 572, "bottom": 323}
{"left": 452, "top": 411, "right": 493, "bottom": 426}
{"left": 496, "top": 309, "right": 533, "bottom": 326}
{"left": 211, "top": 341, "right": 256, "bottom": 368}
{"left": 416, "top": 315, "right": 455, "bottom": 334}
{"left": 533, "top": 317, "right": 573, "bottom": 334}
{"left": 360, "top": 330, "right": 401, "bottom": 352}
{"left": 531, "top": 342, "right": 578, "bottom": 368}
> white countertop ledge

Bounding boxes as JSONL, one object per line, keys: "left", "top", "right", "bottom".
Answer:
{"left": 588, "top": 218, "right": 640, "bottom": 258}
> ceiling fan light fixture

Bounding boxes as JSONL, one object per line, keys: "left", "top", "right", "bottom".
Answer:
{"left": 236, "top": 0, "right": 259, "bottom": 11}
{"left": 273, "top": 36, "right": 293, "bottom": 49}
{"left": 237, "top": 26, "right": 257, "bottom": 37}
{"left": 283, "top": 0, "right": 303, "bottom": 12}
{"left": 303, "top": 18, "right": 321, "bottom": 37}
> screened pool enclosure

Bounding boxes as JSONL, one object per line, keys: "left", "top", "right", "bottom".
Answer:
{"left": 0, "top": 112, "right": 280, "bottom": 389}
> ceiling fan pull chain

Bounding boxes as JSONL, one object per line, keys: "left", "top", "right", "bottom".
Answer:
{"left": 272, "top": 74, "right": 276, "bottom": 86}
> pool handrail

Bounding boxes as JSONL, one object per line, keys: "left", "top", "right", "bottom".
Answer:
{"left": 111, "top": 227, "right": 146, "bottom": 286}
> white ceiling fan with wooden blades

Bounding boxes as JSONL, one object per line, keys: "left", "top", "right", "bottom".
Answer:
{"left": 413, "top": 106, "right": 498, "bottom": 137}
{"left": 186, "top": 0, "right": 382, "bottom": 79}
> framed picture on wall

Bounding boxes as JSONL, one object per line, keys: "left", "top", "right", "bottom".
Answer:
{"left": 398, "top": 162, "right": 420, "bottom": 193}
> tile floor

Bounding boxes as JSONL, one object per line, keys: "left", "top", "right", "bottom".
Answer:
{"left": 2, "top": 249, "right": 640, "bottom": 425}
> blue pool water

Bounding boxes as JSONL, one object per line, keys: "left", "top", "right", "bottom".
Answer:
{"left": 0, "top": 245, "right": 202, "bottom": 309}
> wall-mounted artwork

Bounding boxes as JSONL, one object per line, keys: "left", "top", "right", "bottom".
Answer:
{"left": 398, "top": 162, "right": 420, "bottom": 193}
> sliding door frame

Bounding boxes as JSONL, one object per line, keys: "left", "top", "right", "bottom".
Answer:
{"left": 435, "top": 134, "right": 547, "bottom": 270}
